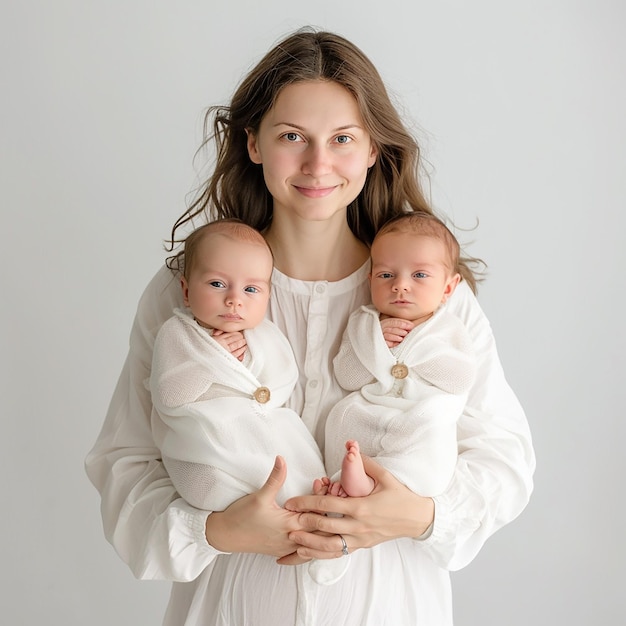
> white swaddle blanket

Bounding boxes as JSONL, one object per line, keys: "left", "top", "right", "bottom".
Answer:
{"left": 149, "top": 309, "right": 325, "bottom": 510}
{"left": 325, "top": 304, "right": 476, "bottom": 496}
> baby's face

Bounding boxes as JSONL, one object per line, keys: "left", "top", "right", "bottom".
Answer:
{"left": 369, "top": 232, "right": 459, "bottom": 325}
{"left": 182, "top": 234, "right": 272, "bottom": 332}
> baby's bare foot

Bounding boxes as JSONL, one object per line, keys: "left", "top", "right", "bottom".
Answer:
{"left": 328, "top": 480, "right": 348, "bottom": 497}
{"left": 313, "top": 476, "right": 330, "bottom": 495}
{"left": 338, "top": 440, "right": 374, "bottom": 497}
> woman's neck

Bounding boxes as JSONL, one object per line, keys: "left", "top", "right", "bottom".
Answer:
{"left": 264, "top": 217, "right": 369, "bottom": 282}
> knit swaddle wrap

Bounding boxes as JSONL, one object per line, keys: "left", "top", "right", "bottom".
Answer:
{"left": 325, "top": 305, "right": 476, "bottom": 496}
{"left": 150, "top": 309, "right": 325, "bottom": 509}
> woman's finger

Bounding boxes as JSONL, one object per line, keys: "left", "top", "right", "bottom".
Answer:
{"left": 284, "top": 492, "right": 356, "bottom": 518}
{"left": 290, "top": 531, "right": 351, "bottom": 561}
{"left": 259, "top": 455, "right": 287, "bottom": 502}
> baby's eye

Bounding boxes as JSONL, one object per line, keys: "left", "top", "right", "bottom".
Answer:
{"left": 413, "top": 272, "right": 428, "bottom": 279}
{"left": 209, "top": 280, "right": 226, "bottom": 288}
{"left": 244, "top": 286, "right": 260, "bottom": 294}
{"left": 378, "top": 272, "right": 393, "bottom": 279}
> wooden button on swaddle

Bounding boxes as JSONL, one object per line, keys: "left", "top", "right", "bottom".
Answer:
{"left": 254, "top": 386, "right": 270, "bottom": 403}
{"left": 391, "top": 363, "right": 408, "bottom": 379}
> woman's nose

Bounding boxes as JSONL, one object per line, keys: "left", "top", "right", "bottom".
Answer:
{"left": 301, "top": 144, "right": 332, "bottom": 177}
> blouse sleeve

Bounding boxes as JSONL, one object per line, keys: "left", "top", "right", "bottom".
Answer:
{"left": 417, "top": 281, "right": 535, "bottom": 571}
{"left": 84, "top": 266, "right": 224, "bottom": 581}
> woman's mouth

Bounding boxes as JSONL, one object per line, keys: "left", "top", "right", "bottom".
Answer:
{"left": 293, "top": 185, "right": 337, "bottom": 198}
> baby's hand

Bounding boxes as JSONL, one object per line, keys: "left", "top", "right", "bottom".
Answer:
{"left": 380, "top": 318, "right": 414, "bottom": 348}
{"left": 212, "top": 330, "right": 247, "bottom": 361}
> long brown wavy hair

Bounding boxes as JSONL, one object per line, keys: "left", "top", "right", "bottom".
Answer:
{"left": 167, "top": 28, "right": 482, "bottom": 291}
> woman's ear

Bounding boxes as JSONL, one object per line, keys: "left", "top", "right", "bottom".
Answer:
{"left": 367, "top": 142, "right": 378, "bottom": 169}
{"left": 246, "top": 128, "right": 263, "bottom": 164}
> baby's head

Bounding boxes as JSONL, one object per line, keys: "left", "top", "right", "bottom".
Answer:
{"left": 369, "top": 213, "right": 462, "bottom": 325}
{"left": 181, "top": 220, "right": 273, "bottom": 332}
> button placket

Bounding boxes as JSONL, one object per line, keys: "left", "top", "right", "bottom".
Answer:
{"left": 301, "top": 281, "right": 329, "bottom": 430}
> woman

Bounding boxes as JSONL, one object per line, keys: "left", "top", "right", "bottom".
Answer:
{"left": 85, "top": 28, "right": 535, "bottom": 625}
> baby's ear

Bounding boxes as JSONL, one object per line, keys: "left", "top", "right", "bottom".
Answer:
{"left": 442, "top": 273, "right": 461, "bottom": 303}
{"left": 180, "top": 277, "right": 190, "bottom": 307}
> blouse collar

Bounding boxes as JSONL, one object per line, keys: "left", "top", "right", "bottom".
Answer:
{"left": 270, "top": 260, "right": 371, "bottom": 296}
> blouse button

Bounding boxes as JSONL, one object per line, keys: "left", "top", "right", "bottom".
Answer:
{"left": 254, "top": 387, "right": 271, "bottom": 403}
{"left": 315, "top": 284, "right": 326, "bottom": 294}
{"left": 391, "top": 363, "right": 408, "bottom": 379}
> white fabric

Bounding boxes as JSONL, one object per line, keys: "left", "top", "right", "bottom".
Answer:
{"left": 85, "top": 260, "right": 535, "bottom": 626}
{"left": 149, "top": 308, "right": 325, "bottom": 509}
{"left": 325, "top": 304, "right": 476, "bottom": 496}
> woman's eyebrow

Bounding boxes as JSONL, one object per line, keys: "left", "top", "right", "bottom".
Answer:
{"left": 273, "top": 122, "right": 364, "bottom": 131}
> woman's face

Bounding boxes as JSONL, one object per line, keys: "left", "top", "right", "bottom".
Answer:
{"left": 247, "top": 80, "right": 377, "bottom": 225}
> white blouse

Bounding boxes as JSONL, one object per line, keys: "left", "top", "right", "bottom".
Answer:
{"left": 85, "top": 261, "right": 535, "bottom": 626}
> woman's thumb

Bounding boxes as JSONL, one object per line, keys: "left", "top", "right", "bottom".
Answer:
{"left": 260, "top": 455, "right": 287, "bottom": 499}
{"left": 360, "top": 453, "right": 387, "bottom": 486}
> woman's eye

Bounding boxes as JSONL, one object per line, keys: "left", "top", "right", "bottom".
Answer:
{"left": 335, "top": 135, "right": 352, "bottom": 144}
{"left": 283, "top": 132, "right": 302, "bottom": 142}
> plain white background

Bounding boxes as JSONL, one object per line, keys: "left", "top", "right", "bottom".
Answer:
{"left": 2, "top": 1, "right": 624, "bottom": 624}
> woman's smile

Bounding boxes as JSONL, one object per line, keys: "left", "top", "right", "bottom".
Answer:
{"left": 293, "top": 184, "right": 339, "bottom": 198}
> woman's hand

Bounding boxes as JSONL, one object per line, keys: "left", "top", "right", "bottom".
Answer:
{"left": 205, "top": 456, "right": 309, "bottom": 563}
{"left": 282, "top": 455, "right": 435, "bottom": 561}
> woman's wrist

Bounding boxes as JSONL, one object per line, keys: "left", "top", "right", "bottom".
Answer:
{"left": 401, "top": 491, "right": 435, "bottom": 540}
{"left": 414, "top": 496, "right": 435, "bottom": 539}
{"left": 205, "top": 510, "right": 232, "bottom": 552}
{"left": 419, "top": 498, "right": 435, "bottom": 537}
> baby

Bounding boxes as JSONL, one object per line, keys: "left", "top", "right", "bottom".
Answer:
{"left": 320, "top": 213, "right": 476, "bottom": 500}
{"left": 149, "top": 219, "right": 325, "bottom": 511}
